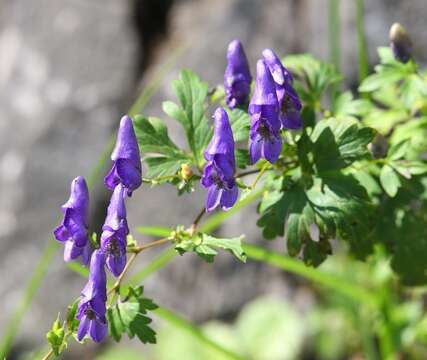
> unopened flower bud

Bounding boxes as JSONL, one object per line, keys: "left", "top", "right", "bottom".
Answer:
{"left": 180, "top": 164, "right": 193, "bottom": 181}
{"left": 389, "top": 23, "right": 412, "bottom": 63}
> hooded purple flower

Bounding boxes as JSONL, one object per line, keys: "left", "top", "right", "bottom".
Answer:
{"left": 104, "top": 115, "right": 142, "bottom": 196}
{"left": 77, "top": 249, "right": 108, "bottom": 343}
{"left": 262, "top": 49, "right": 302, "bottom": 130}
{"left": 54, "top": 176, "right": 91, "bottom": 265}
{"left": 248, "top": 59, "right": 282, "bottom": 164}
{"left": 100, "top": 184, "right": 129, "bottom": 276}
{"left": 201, "top": 107, "right": 238, "bottom": 211}
{"left": 224, "top": 40, "right": 252, "bottom": 109}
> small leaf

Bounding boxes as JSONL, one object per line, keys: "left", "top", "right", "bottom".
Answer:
{"left": 66, "top": 300, "right": 79, "bottom": 334}
{"left": 235, "top": 149, "right": 250, "bottom": 169}
{"left": 144, "top": 156, "right": 187, "bottom": 178}
{"left": 134, "top": 115, "right": 183, "bottom": 157}
{"left": 46, "top": 316, "right": 66, "bottom": 356}
{"left": 107, "top": 286, "right": 158, "bottom": 344}
{"left": 226, "top": 108, "right": 250, "bottom": 142}
{"left": 388, "top": 140, "right": 409, "bottom": 160}
{"left": 380, "top": 165, "right": 401, "bottom": 197}
{"left": 176, "top": 233, "right": 246, "bottom": 262}
{"left": 358, "top": 69, "right": 405, "bottom": 92}
{"left": 310, "top": 117, "right": 375, "bottom": 172}
{"left": 163, "top": 69, "right": 211, "bottom": 167}
{"left": 333, "top": 91, "right": 373, "bottom": 118}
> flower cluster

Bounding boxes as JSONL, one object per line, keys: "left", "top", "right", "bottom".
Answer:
{"left": 202, "top": 40, "right": 302, "bottom": 211}
{"left": 54, "top": 115, "right": 142, "bottom": 343}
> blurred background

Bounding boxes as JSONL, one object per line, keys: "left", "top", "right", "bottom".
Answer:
{"left": 1, "top": 0, "right": 427, "bottom": 359}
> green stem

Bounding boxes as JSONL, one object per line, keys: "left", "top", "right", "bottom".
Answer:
{"left": 356, "top": 0, "right": 369, "bottom": 82}
{"left": 154, "top": 307, "right": 245, "bottom": 360}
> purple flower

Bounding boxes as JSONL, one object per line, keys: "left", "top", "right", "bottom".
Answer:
{"left": 248, "top": 59, "right": 282, "bottom": 164}
{"left": 77, "top": 250, "right": 107, "bottom": 343}
{"left": 262, "top": 49, "right": 302, "bottom": 130}
{"left": 54, "top": 176, "right": 91, "bottom": 265}
{"left": 100, "top": 184, "right": 129, "bottom": 277}
{"left": 389, "top": 23, "right": 412, "bottom": 63}
{"left": 201, "top": 107, "right": 238, "bottom": 211}
{"left": 104, "top": 115, "right": 142, "bottom": 196}
{"left": 224, "top": 40, "right": 252, "bottom": 109}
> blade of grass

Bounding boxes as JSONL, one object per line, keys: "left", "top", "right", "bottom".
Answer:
{"left": 328, "top": 0, "right": 341, "bottom": 98}
{"left": 0, "top": 241, "right": 60, "bottom": 359}
{"left": 243, "top": 243, "right": 378, "bottom": 308}
{"left": 356, "top": 0, "right": 369, "bottom": 82}
{"left": 0, "top": 44, "right": 187, "bottom": 359}
{"left": 154, "top": 307, "right": 245, "bottom": 360}
{"left": 136, "top": 226, "right": 171, "bottom": 237}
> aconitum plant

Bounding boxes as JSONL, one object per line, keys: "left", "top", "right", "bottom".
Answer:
{"left": 41, "top": 24, "right": 427, "bottom": 359}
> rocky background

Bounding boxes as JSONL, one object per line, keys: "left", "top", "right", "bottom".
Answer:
{"left": 0, "top": 0, "right": 426, "bottom": 358}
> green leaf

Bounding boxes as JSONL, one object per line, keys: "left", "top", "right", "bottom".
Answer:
{"left": 66, "top": 300, "right": 79, "bottom": 334}
{"left": 134, "top": 115, "right": 183, "bottom": 157}
{"left": 257, "top": 180, "right": 319, "bottom": 258}
{"left": 282, "top": 54, "right": 341, "bottom": 103}
{"left": 235, "top": 149, "right": 250, "bottom": 169}
{"left": 332, "top": 91, "right": 373, "bottom": 118}
{"left": 388, "top": 140, "right": 409, "bottom": 160}
{"left": 107, "top": 286, "right": 157, "bottom": 344}
{"left": 358, "top": 70, "right": 405, "bottom": 93}
{"left": 310, "top": 117, "right": 375, "bottom": 172}
{"left": 363, "top": 109, "right": 408, "bottom": 134}
{"left": 306, "top": 174, "right": 375, "bottom": 259}
{"left": 226, "top": 108, "right": 250, "bottom": 142}
{"left": 162, "top": 69, "right": 211, "bottom": 167}
{"left": 401, "top": 74, "right": 427, "bottom": 111}
{"left": 133, "top": 115, "right": 190, "bottom": 180}
{"left": 380, "top": 165, "right": 401, "bottom": 197}
{"left": 175, "top": 233, "right": 246, "bottom": 263}
{"left": 144, "top": 156, "right": 187, "bottom": 178}
{"left": 46, "top": 316, "right": 66, "bottom": 356}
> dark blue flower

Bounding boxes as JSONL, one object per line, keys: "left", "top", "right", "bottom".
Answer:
{"left": 100, "top": 184, "right": 129, "bottom": 276}
{"left": 262, "top": 49, "right": 302, "bottom": 130}
{"left": 104, "top": 115, "right": 142, "bottom": 196}
{"left": 54, "top": 176, "right": 91, "bottom": 265}
{"left": 77, "top": 250, "right": 107, "bottom": 343}
{"left": 201, "top": 107, "right": 238, "bottom": 211}
{"left": 224, "top": 40, "right": 252, "bottom": 109}
{"left": 390, "top": 23, "right": 412, "bottom": 63}
{"left": 248, "top": 59, "right": 282, "bottom": 164}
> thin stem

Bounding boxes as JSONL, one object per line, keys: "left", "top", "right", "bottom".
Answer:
{"left": 41, "top": 349, "right": 53, "bottom": 360}
{"left": 236, "top": 169, "right": 261, "bottom": 178}
{"left": 108, "top": 237, "right": 172, "bottom": 296}
{"left": 142, "top": 175, "right": 177, "bottom": 184}
{"left": 107, "top": 252, "right": 138, "bottom": 296}
{"left": 132, "top": 237, "right": 172, "bottom": 253}
{"left": 192, "top": 207, "right": 206, "bottom": 228}
{"left": 250, "top": 164, "right": 269, "bottom": 189}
